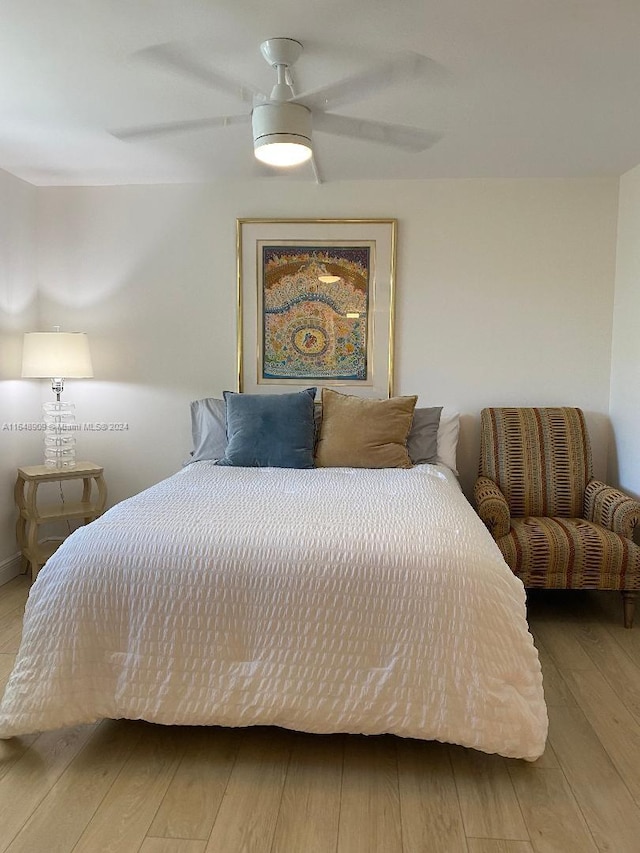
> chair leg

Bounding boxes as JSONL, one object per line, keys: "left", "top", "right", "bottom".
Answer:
{"left": 622, "top": 591, "right": 636, "bottom": 629}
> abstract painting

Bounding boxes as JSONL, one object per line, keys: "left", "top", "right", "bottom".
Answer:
{"left": 260, "top": 244, "right": 371, "bottom": 381}
{"left": 237, "top": 220, "right": 396, "bottom": 398}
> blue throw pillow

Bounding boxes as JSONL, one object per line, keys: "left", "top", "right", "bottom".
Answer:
{"left": 217, "top": 388, "right": 317, "bottom": 468}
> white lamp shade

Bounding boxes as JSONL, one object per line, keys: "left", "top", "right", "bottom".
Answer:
{"left": 22, "top": 332, "right": 93, "bottom": 378}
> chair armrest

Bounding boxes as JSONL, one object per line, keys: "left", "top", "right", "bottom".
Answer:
{"left": 474, "top": 476, "right": 511, "bottom": 539}
{"left": 584, "top": 479, "right": 640, "bottom": 539}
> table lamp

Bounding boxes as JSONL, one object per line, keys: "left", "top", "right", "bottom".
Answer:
{"left": 22, "top": 328, "right": 93, "bottom": 469}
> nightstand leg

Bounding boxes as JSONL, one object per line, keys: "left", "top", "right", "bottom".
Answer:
{"left": 26, "top": 518, "right": 39, "bottom": 575}
{"left": 14, "top": 475, "right": 29, "bottom": 575}
{"left": 16, "top": 516, "right": 28, "bottom": 574}
{"left": 82, "top": 477, "right": 92, "bottom": 524}
{"left": 95, "top": 474, "right": 107, "bottom": 515}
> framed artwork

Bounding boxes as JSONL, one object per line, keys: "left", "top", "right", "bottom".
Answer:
{"left": 236, "top": 218, "right": 397, "bottom": 398}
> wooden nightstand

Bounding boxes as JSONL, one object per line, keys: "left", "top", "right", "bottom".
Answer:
{"left": 15, "top": 461, "right": 107, "bottom": 580}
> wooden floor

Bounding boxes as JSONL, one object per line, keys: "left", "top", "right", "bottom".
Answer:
{"left": 1, "top": 578, "right": 640, "bottom": 853}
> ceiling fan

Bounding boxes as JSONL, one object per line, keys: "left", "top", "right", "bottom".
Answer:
{"left": 111, "top": 37, "right": 442, "bottom": 179}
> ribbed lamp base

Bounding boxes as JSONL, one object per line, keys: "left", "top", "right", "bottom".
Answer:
{"left": 43, "top": 402, "right": 77, "bottom": 469}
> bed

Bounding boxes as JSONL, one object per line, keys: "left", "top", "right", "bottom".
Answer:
{"left": 0, "top": 452, "right": 547, "bottom": 760}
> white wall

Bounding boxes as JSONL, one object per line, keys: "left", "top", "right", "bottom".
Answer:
{"left": 33, "top": 177, "right": 619, "bottom": 502}
{"left": 610, "top": 163, "right": 640, "bottom": 500}
{"left": 0, "top": 169, "right": 41, "bottom": 576}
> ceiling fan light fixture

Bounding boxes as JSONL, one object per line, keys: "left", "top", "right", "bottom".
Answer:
{"left": 252, "top": 102, "right": 312, "bottom": 167}
{"left": 255, "top": 140, "right": 312, "bottom": 167}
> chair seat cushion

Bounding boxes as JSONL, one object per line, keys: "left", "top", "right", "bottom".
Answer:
{"left": 496, "top": 517, "right": 640, "bottom": 590}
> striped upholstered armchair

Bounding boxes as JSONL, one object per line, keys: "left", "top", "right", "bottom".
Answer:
{"left": 475, "top": 407, "right": 640, "bottom": 628}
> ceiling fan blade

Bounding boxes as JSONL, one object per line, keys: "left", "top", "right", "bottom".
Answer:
{"left": 135, "top": 42, "right": 266, "bottom": 105}
{"left": 296, "top": 52, "right": 442, "bottom": 112}
{"left": 111, "top": 114, "right": 249, "bottom": 141}
{"left": 313, "top": 113, "right": 440, "bottom": 152}
{"left": 310, "top": 152, "right": 323, "bottom": 185}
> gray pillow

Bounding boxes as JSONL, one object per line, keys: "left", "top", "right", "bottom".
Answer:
{"left": 217, "top": 388, "right": 317, "bottom": 468}
{"left": 187, "top": 397, "right": 227, "bottom": 464}
{"left": 407, "top": 406, "right": 443, "bottom": 464}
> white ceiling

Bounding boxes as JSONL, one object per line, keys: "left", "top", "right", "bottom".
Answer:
{"left": 2, "top": 0, "right": 640, "bottom": 186}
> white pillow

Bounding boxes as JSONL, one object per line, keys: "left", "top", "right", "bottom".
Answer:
{"left": 436, "top": 411, "right": 460, "bottom": 474}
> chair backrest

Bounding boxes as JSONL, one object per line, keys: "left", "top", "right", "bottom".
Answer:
{"left": 479, "top": 407, "right": 593, "bottom": 518}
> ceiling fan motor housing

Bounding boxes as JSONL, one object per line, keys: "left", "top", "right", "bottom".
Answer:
{"left": 252, "top": 102, "right": 312, "bottom": 154}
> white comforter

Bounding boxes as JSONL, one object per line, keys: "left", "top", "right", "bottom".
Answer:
{"left": 0, "top": 462, "right": 547, "bottom": 759}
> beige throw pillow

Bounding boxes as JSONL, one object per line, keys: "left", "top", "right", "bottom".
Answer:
{"left": 315, "top": 388, "right": 417, "bottom": 468}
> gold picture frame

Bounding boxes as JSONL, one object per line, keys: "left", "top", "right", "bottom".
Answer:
{"left": 236, "top": 218, "right": 397, "bottom": 398}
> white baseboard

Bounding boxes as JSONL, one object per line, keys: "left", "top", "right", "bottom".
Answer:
{"left": 0, "top": 552, "right": 22, "bottom": 586}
